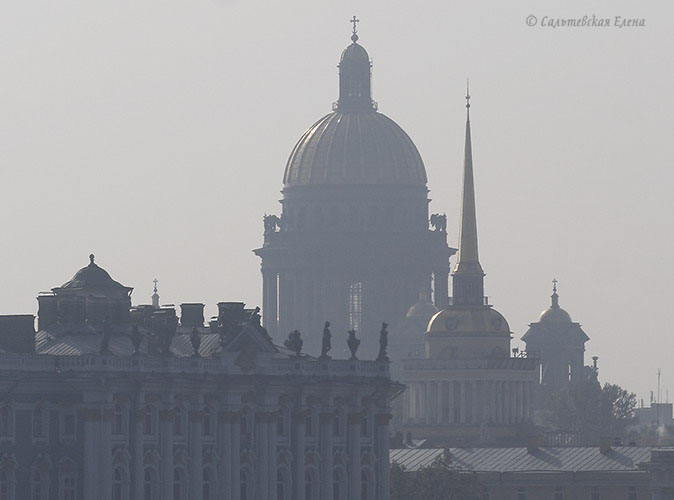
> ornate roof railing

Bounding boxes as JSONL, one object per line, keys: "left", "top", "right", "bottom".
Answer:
{"left": 0, "top": 353, "right": 390, "bottom": 379}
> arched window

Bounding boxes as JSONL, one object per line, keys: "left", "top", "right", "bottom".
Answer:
{"left": 0, "top": 407, "right": 11, "bottom": 437}
{"left": 305, "top": 469, "right": 318, "bottom": 500}
{"left": 203, "top": 407, "right": 213, "bottom": 437}
{"left": 202, "top": 467, "right": 216, "bottom": 500}
{"left": 143, "top": 407, "right": 155, "bottom": 436}
{"left": 360, "top": 469, "right": 372, "bottom": 500}
{"left": 113, "top": 405, "right": 124, "bottom": 436}
{"left": 112, "top": 467, "right": 128, "bottom": 500}
{"left": 333, "top": 468, "right": 346, "bottom": 500}
{"left": 276, "top": 468, "right": 290, "bottom": 500}
{"left": 143, "top": 468, "right": 157, "bottom": 500}
{"left": 33, "top": 407, "right": 45, "bottom": 439}
{"left": 360, "top": 411, "right": 369, "bottom": 437}
{"left": 173, "top": 407, "right": 183, "bottom": 436}
{"left": 333, "top": 412, "right": 341, "bottom": 437}
{"left": 31, "top": 468, "right": 45, "bottom": 500}
{"left": 240, "top": 469, "right": 253, "bottom": 500}
{"left": 0, "top": 470, "right": 9, "bottom": 500}
{"left": 61, "top": 473, "right": 76, "bottom": 500}
{"left": 173, "top": 467, "right": 187, "bottom": 500}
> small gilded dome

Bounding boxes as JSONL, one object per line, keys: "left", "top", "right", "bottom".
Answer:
{"left": 427, "top": 306, "right": 511, "bottom": 335}
{"left": 538, "top": 289, "right": 572, "bottom": 323}
{"left": 406, "top": 289, "right": 438, "bottom": 320}
{"left": 283, "top": 112, "right": 427, "bottom": 186}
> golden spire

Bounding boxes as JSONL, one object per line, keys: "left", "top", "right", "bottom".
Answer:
{"left": 453, "top": 81, "right": 483, "bottom": 276}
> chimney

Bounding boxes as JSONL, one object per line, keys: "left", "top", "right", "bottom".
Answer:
{"left": 527, "top": 436, "right": 542, "bottom": 454}
{"left": 0, "top": 315, "right": 36, "bottom": 353}
{"left": 180, "top": 303, "right": 205, "bottom": 328}
{"left": 599, "top": 437, "right": 611, "bottom": 454}
{"left": 405, "top": 431, "right": 413, "bottom": 446}
{"left": 37, "top": 294, "right": 58, "bottom": 330}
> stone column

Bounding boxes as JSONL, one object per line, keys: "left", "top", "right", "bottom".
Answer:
{"left": 131, "top": 402, "right": 144, "bottom": 500}
{"left": 100, "top": 405, "right": 114, "bottom": 500}
{"left": 375, "top": 414, "right": 392, "bottom": 500}
{"left": 433, "top": 270, "right": 449, "bottom": 309}
{"left": 159, "top": 407, "right": 174, "bottom": 500}
{"left": 254, "top": 412, "right": 270, "bottom": 500}
{"left": 218, "top": 411, "right": 234, "bottom": 500}
{"left": 230, "top": 413, "right": 241, "bottom": 500}
{"left": 437, "top": 382, "right": 444, "bottom": 425}
{"left": 495, "top": 381, "right": 502, "bottom": 424}
{"left": 319, "top": 412, "right": 334, "bottom": 500}
{"left": 447, "top": 382, "right": 455, "bottom": 424}
{"left": 263, "top": 271, "right": 279, "bottom": 340}
{"left": 459, "top": 382, "right": 467, "bottom": 424}
{"left": 278, "top": 274, "right": 295, "bottom": 339}
{"left": 292, "top": 410, "right": 306, "bottom": 500}
{"left": 471, "top": 381, "right": 479, "bottom": 424}
{"left": 347, "top": 411, "right": 362, "bottom": 500}
{"left": 189, "top": 407, "right": 204, "bottom": 500}
{"left": 267, "top": 411, "right": 278, "bottom": 500}
{"left": 82, "top": 408, "right": 100, "bottom": 500}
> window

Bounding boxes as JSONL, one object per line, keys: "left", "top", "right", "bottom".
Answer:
{"left": 33, "top": 408, "right": 44, "bottom": 439}
{"left": 62, "top": 412, "right": 76, "bottom": 439}
{"left": 203, "top": 407, "right": 213, "bottom": 437}
{"left": 173, "top": 407, "right": 183, "bottom": 436}
{"left": 276, "top": 469, "right": 289, "bottom": 500}
{"left": 240, "top": 469, "right": 252, "bottom": 500}
{"left": 61, "top": 474, "right": 76, "bottom": 500}
{"left": 360, "top": 412, "right": 369, "bottom": 437}
{"left": 516, "top": 488, "right": 527, "bottom": 500}
{"left": 333, "top": 413, "right": 341, "bottom": 437}
{"left": 305, "top": 413, "right": 313, "bottom": 437}
{"left": 143, "top": 407, "right": 155, "bottom": 436}
{"left": 554, "top": 487, "right": 564, "bottom": 500}
{"left": 0, "top": 407, "right": 11, "bottom": 437}
{"left": 113, "top": 406, "right": 124, "bottom": 436}
{"left": 143, "top": 468, "right": 157, "bottom": 500}
{"left": 348, "top": 282, "right": 363, "bottom": 332}
{"left": 360, "top": 470, "right": 371, "bottom": 500}
{"left": 0, "top": 470, "right": 9, "bottom": 500}
{"left": 591, "top": 486, "right": 600, "bottom": 500}
{"left": 333, "top": 469, "right": 345, "bottom": 500}
{"left": 173, "top": 468, "right": 186, "bottom": 500}
{"left": 276, "top": 413, "right": 285, "bottom": 437}
{"left": 203, "top": 467, "right": 216, "bottom": 500}
{"left": 112, "top": 467, "right": 127, "bottom": 500}
{"left": 628, "top": 486, "right": 637, "bottom": 500}
{"left": 31, "top": 468, "right": 44, "bottom": 500}
{"left": 305, "top": 469, "right": 317, "bottom": 500}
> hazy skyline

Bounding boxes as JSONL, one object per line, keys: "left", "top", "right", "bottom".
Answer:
{"left": 1, "top": 0, "right": 672, "bottom": 402}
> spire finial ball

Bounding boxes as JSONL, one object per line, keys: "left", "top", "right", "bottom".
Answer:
{"left": 89, "top": 254, "right": 95, "bottom": 264}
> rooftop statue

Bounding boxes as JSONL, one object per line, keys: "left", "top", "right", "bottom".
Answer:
{"left": 377, "top": 322, "right": 389, "bottom": 362}
{"left": 284, "top": 330, "right": 303, "bottom": 357}
{"left": 347, "top": 329, "right": 360, "bottom": 360}
{"left": 320, "top": 321, "right": 332, "bottom": 359}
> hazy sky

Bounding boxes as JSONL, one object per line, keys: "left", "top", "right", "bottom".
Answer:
{"left": 1, "top": 0, "right": 672, "bottom": 402}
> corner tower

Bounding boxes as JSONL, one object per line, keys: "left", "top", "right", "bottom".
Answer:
{"left": 254, "top": 20, "right": 454, "bottom": 357}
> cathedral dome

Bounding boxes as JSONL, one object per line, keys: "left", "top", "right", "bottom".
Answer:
{"left": 283, "top": 111, "right": 427, "bottom": 186}
{"left": 427, "top": 306, "right": 510, "bottom": 336}
{"left": 58, "top": 255, "right": 129, "bottom": 291}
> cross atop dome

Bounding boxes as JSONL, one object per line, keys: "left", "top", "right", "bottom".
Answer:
{"left": 350, "top": 15, "right": 360, "bottom": 42}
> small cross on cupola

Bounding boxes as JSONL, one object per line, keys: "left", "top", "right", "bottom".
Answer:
{"left": 350, "top": 15, "right": 360, "bottom": 42}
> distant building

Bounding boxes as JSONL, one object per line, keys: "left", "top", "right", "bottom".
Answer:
{"left": 254, "top": 24, "right": 454, "bottom": 358}
{"left": 398, "top": 93, "right": 539, "bottom": 446}
{"left": 0, "top": 255, "right": 400, "bottom": 500}
{"left": 391, "top": 444, "right": 674, "bottom": 500}
{"left": 635, "top": 403, "right": 674, "bottom": 428}
{"left": 522, "top": 283, "right": 591, "bottom": 403}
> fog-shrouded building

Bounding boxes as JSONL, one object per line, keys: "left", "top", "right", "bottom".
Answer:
{"left": 522, "top": 282, "right": 591, "bottom": 404}
{"left": 254, "top": 23, "right": 455, "bottom": 358}
{"left": 0, "top": 255, "right": 401, "bottom": 500}
{"left": 398, "top": 93, "right": 539, "bottom": 446}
